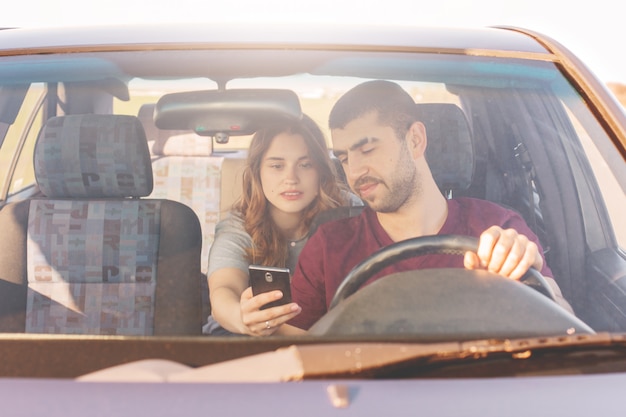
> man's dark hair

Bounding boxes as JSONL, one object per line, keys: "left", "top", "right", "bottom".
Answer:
{"left": 328, "top": 80, "right": 418, "bottom": 139}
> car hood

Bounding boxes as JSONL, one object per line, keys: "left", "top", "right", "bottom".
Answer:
{"left": 77, "top": 332, "right": 626, "bottom": 382}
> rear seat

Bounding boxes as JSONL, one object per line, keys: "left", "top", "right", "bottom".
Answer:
{"left": 137, "top": 104, "right": 246, "bottom": 317}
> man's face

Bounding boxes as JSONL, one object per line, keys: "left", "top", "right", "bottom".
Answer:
{"left": 332, "top": 111, "right": 418, "bottom": 213}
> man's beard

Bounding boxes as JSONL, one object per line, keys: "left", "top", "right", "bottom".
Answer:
{"left": 355, "top": 152, "right": 420, "bottom": 213}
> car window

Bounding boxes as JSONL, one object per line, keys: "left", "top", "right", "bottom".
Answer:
{"left": 562, "top": 99, "right": 626, "bottom": 247}
{"left": 0, "top": 83, "right": 45, "bottom": 200}
{"left": 7, "top": 84, "right": 47, "bottom": 198}
{"left": 0, "top": 46, "right": 622, "bottom": 340}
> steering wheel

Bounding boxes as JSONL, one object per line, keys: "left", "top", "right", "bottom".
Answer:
{"left": 308, "top": 234, "right": 594, "bottom": 338}
{"left": 328, "top": 234, "right": 556, "bottom": 309}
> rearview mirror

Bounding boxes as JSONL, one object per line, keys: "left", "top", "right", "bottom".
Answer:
{"left": 154, "top": 89, "right": 302, "bottom": 137}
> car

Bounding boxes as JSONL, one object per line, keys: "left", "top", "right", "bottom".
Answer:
{"left": 0, "top": 22, "right": 624, "bottom": 415}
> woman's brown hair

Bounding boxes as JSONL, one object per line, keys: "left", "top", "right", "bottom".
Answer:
{"left": 234, "top": 114, "right": 346, "bottom": 267}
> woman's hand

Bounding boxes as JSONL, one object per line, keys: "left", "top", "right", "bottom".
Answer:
{"left": 239, "top": 287, "right": 302, "bottom": 336}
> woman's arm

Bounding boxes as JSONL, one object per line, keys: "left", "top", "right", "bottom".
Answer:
{"left": 210, "top": 268, "right": 304, "bottom": 336}
{"left": 207, "top": 213, "right": 253, "bottom": 334}
{"left": 208, "top": 267, "right": 250, "bottom": 334}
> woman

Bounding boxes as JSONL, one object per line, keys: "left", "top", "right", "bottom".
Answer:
{"left": 205, "top": 114, "right": 355, "bottom": 336}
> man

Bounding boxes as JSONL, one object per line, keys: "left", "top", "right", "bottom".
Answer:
{"left": 281, "top": 80, "right": 570, "bottom": 331}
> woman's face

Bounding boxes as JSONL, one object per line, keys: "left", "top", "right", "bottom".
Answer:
{"left": 260, "top": 132, "right": 320, "bottom": 217}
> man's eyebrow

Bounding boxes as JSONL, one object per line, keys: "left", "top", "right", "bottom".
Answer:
{"left": 333, "top": 137, "right": 376, "bottom": 158}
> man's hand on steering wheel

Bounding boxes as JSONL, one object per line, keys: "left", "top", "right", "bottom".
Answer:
{"left": 464, "top": 225, "right": 543, "bottom": 281}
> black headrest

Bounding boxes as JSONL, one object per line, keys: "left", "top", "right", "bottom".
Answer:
{"left": 418, "top": 103, "right": 474, "bottom": 193}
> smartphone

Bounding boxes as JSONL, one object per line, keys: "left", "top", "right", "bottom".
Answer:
{"left": 248, "top": 265, "right": 292, "bottom": 310}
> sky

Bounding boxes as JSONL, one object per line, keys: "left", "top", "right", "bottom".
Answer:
{"left": 3, "top": 0, "right": 626, "bottom": 84}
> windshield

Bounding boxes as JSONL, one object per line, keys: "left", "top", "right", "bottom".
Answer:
{"left": 0, "top": 47, "right": 623, "bottom": 349}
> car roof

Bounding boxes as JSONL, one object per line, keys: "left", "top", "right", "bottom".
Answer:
{"left": 0, "top": 23, "right": 551, "bottom": 56}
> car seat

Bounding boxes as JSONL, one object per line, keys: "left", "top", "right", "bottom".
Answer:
{"left": 0, "top": 114, "right": 203, "bottom": 335}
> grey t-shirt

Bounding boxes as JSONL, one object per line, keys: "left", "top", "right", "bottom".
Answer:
{"left": 207, "top": 211, "right": 307, "bottom": 278}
